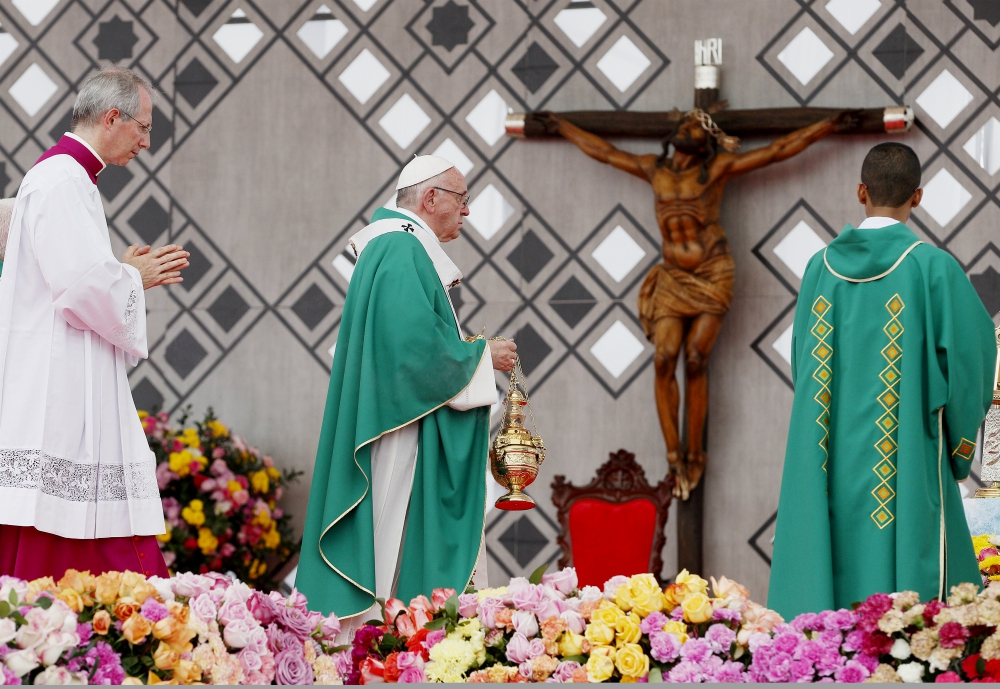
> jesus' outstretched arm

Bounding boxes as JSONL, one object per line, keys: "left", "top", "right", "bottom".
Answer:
{"left": 722, "top": 111, "right": 859, "bottom": 177}
{"left": 537, "top": 111, "right": 656, "bottom": 181}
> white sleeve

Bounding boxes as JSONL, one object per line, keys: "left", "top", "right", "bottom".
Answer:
{"left": 31, "top": 180, "right": 148, "bottom": 360}
{"left": 448, "top": 344, "right": 497, "bottom": 411}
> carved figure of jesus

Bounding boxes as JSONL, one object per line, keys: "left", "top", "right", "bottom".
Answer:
{"left": 541, "top": 108, "right": 857, "bottom": 499}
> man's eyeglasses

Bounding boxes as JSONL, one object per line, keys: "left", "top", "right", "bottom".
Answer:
{"left": 121, "top": 111, "right": 152, "bottom": 136}
{"left": 432, "top": 186, "right": 470, "bottom": 208}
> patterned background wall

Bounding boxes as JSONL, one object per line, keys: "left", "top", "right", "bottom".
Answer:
{"left": 0, "top": 0, "right": 998, "bottom": 602}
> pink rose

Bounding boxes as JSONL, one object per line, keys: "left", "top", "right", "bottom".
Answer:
{"left": 526, "top": 637, "right": 546, "bottom": 659}
{"left": 431, "top": 588, "right": 456, "bottom": 612}
{"left": 212, "top": 447, "right": 225, "bottom": 459}
{"left": 232, "top": 489, "right": 250, "bottom": 506}
{"left": 246, "top": 626, "right": 269, "bottom": 655}
{"left": 162, "top": 551, "right": 176, "bottom": 568}
{"left": 510, "top": 583, "right": 546, "bottom": 614}
{"left": 412, "top": 608, "right": 431, "bottom": 629}
{"left": 542, "top": 568, "right": 578, "bottom": 596}
{"left": 285, "top": 590, "right": 309, "bottom": 612}
{"left": 553, "top": 661, "right": 581, "bottom": 682}
{"left": 579, "top": 586, "right": 603, "bottom": 603}
{"left": 161, "top": 497, "right": 181, "bottom": 523}
{"left": 263, "top": 456, "right": 274, "bottom": 467}
{"left": 512, "top": 611, "right": 538, "bottom": 638}
{"left": 535, "top": 598, "right": 563, "bottom": 621}
{"left": 384, "top": 599, "right": 407, "bottom": 624}
{"left": 603, "top": 575, "right": 629, "bottom": 599}
{"left": 188, "top": 593, "right": 218, "bottom": 623}
{"left": 238, "top": 647, "right": 262, "bottom": 673}
{"left": 278, "top": 605, "right": 316, "bottom": 639}
{"left": 409, "top": 595, "right": 434, "bottom": 614}
{"left": 397, "top": 652, "right": 421, "bottom": 670}
{"left": 201, "top": 478, "right": 218, "bottom": 492}
{"left": 223, "top": 618, "right": 255, "bottom": 648}
{"left": 424, "top": 629, "right": 445, "bottom": 649}
{"left": 477, "top": 597, "right": 505, "bottom": 629}
{"left": 220, "top": 543, "right": 236, "bottom": 557}
{"left": 321, "top": 613, "right": 341, "bottom": 640}
{"left": 217, "top": 598, "right": 252, "bottom": 626}
{"left": 398, "top": 667, "right": 425, "bottom": 683}
{"left": 210, "top": 459, "right": 230, "bottom": 477}
{"left": 274, "top": 647, "right": 312, "bottom": 685}
{"left": 506, "top": 632, "right": 531, "bottom": 663}
{"left": 560, "top": 610, "right": 586, "bottom": 634}
{"left": 171, "top": 573, "right": 212, "bottom": 599}
{"left": 458, "top": 594, "right": 479, "bottom": 619}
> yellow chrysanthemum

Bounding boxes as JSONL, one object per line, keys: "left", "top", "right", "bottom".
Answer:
{"left": 253, "top": 508, "right": 272, "bottom": 528}
{"left": 262, "top": 524, "right": 281, "bottom": 549}
{"left": 250, "top": 471, "right": 269, "bottom": 494}
{"left": 180, "top": 428, "right": 200, "bottom": 448}
{"left": 156, "top": 522, "right": 172, "bottom": 543}
{"left": 168, "top": 450, "right": 193, "bottom": 477}
{"left": 266, "top": 466, "right": 280, "bottom": 480}
{"left": 249, "top": 559, "right": 266, "bottom": 580}
{"left": 227, "top": 480, "right": 242, "bottom": 495}
{"left": 981, "top": 555, "right": 1000, "bottom": 571}
{"left": 181, "top": 500, "right": 205, "bottom": 527}
{"left": 206, "top": 420, "right": 228, "bottom": 438}
{"left": 197, "top": 528, "right": 218, "bottom": 555}
{"left": 974, "top": 535, "right": 993, "bottom": 552}
{"left": 137, "top": 411, "right": 148, "bottom": 420}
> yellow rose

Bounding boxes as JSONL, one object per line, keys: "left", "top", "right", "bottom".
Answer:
{"left": 558, "top": 630, "right": 586, "bottom": 657}
{"left": 592, "top": 601, "right": 626, "bottom": 627}
{"left": 173, "top": 660, "right": 202, "bottom": 684}
{"left": 122, "top": 613, "right": 153, "bottom": 644}
{"left": 585, "top": 621, "right": 615, "bottom": 646}
{"left": 197, "top": 527, "right": 219, "bottom": 555}
{"left": 675, "top": 569, "right": 708, "bottom": 596}
{"left": 153, "top": 615, "right": 196, "bottom": 652}
{"left": 92, "top": 610, "right": 111, "bottom": 635}
{"left": 57, "top": 569, "right": 95, "bottom": 594}
{"left": 56, "top": 588, "right": 83, "bottom": 613}
{"left": 663, "top": 621, "right": 689, "bottom": 644}
{"left": 121, "top": 678, "right": 143, "bottom": 686}
{"left": 114, "top": 597, "right": 141, "bottom": 621}
{"left": 250, "top": 470, "right": 269, "bottom": 494}
{"left": 153, "top": 641, "right": 180, "bottom": 671}
{"left": 25, "top": 577, "right": 56, "bottom": 603}
{"left": 586, "top": 651, "right": 615, "bottom": 683}
{"left": 94, "top": 572, "right": 123, "bottom": 605}
{"left": 615, "top": 643, "right": 650, "bottom": 679}
{"left": 119, "top": 572, "right": 156, "bottom": 603}
{"left": 682, "top": 592, "right": 714, "bottom": 624}
{"left": 615, "top": 613, "right": 642, "bottom": 646}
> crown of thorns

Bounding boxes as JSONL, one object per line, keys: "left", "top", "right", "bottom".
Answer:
{"left": 683, "top": 108, "right": 740, "bottom": 151}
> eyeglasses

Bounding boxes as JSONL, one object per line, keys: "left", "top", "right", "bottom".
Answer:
{"left": 121, "top": 111, "right": 152, "bottom": 136}
{"left": 432, "top": 186, "right": 470, "bottom": 208}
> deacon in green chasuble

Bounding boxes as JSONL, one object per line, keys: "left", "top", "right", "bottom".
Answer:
{"left": 297, "top": 156, "right": 518, "bottom": 625}
{"left": 770, "top": 143, "right": 997, "bottom": 619}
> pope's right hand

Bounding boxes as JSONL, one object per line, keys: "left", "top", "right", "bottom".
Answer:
{"left": 122, "top": 243, "right": 190, "bottom": 290}
{"left": 490, "top": 339, "right": 517, "bottom": 372}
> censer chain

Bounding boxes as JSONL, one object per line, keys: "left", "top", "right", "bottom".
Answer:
{"left": 488, "top": 335, "right": 539, "bottom": 436}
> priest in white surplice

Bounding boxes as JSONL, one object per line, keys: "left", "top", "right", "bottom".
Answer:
{"left": 0, "top": 68, "right": 189, "bottom": 579}
{"left": 298, "top": 156, "right": 518, "bottom": 622}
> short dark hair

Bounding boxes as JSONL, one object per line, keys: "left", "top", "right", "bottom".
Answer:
{"left": 860, "top": 142, "right": 921, "bottom": 207}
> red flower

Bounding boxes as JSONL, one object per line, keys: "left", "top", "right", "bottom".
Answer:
{"left": 383, "top": 652, "right": 401, "bottom": 683}
{"left": 192, "top": 474, "right": 210, "bottom": 490}
{"left": 860, "top": 631, "right": 893, "bottom": 657}
{"left": 406, "top": 628, "right": 430, "bottom": 661}
{"left": 963, "top": 654, "right": 984, "bottom": 680}
{"left": 359, "top": 657, "right": 385, "bottom": 684}
{"left": 855, "top": 593, "right": 893, "bottom": 632}
{"left": 184, "top": 537, "right": 197, "bottom": 550}
{"left": 936, "top": 671, "right": 962, "bottom": 683}
{"left": 923, "top": 599, "right": 944, "bottom": 627}
{"left": 938, "top": 621, "right": 970, "bottom": 649}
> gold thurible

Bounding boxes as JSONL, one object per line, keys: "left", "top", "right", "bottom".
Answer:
{"left": 490, "top": 352, "right": 545, "bottom": 510}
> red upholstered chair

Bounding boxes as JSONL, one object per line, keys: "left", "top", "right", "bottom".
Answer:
{"left": 551, "top": 450, "right": 674, "bottom": 587}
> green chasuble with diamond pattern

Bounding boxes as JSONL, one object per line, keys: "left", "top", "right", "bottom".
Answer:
{"left": 769, "top": 222, "right": 996, "bottom": 619}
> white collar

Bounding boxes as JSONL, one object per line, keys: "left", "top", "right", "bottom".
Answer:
{"left": 64, "top": 132, "right": 107, "bottom": 174}
{"left": 349, "top": 208, "right": 464, "bottom": 288}
{"left": 858, "top": 216, "right": 902, "bottom": 229}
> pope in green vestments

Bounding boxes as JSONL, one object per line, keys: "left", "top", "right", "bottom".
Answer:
{"left": 769, "top": 219, "right": 996, "bottom": 619}
{"left": 297, "top": 156, "right": 514, "bottom": 620}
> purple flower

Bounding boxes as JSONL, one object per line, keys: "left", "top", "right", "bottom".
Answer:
{"left": 640, "top": 611, "right": 668, "bottom": 635}
{"left": 477, "top": 597, "right": 505, "bottom": 629}
{"left": 560, "top": 610, "right": 586, "bottom": 634}
{"left": 76, "top": 622, "right": 93, "bottom": 645}
{"left": 506, "top": 632, "right": 531, "bottom": 663}
{"left": 267, "top": 622, "right": 301, "bottom": 653}
{"left": 789, "top": 659, "right": 815, "bottom": 682}
{"left": 140, "top": 598, "right": 169, "bottom": 623}
{"left": 667, "top": 660, "right": 706, "bottom": 683}
{"left": 679, "top": 638, "right": 711, "bottom": 664}
{"left": 709, "top": 659, "right": 748, "bottom": 683}
{"left": 511, "top": 583, "right": 547, "bottom": 614}
{"left": 772, "top": 631, "right": 803, "bottom": 655}
{"left": 815, "top": 647, "right": 845, "bottom": 677}
{"left": 552, "top": 661, "right": 580, "bottom": 682}
{"left": 834, "top": 659, "right": 870, "bottom": 683}
{"left": 249, "top": 590, "right": 281, "bottom": 625}
{"left": 704, "top": 623, "right": 737, "bottom": 654}
{"left": 2, "top": 665, "right": 21, "bottom": 685}
{"left": 853, "top": 653, "right": 879, "bottom": 673}
{"left": 458, "top": 593, "right": 479, "bottom": 619}
{"left": 512, "top": 610, "right": 539, "bottom": 638}
{"left": 792, "top": 613, "right": 820, "bottom": 632}
{"left": 275, "top": 647, "right": 314, "bottom": 685}
{"left": 279, "top": 605, "right": 318, "bottom": 639}
{"left": 649, "top": 631, "right": 680, "bottom": 663}
{"left": 542, "top": 568, "right": 578, "bottom": 596}
{"left": 320, "top": 613, "right": 341, "bottom": 640}
{"left": 712, "top": 607, "right": 742, "bottom": 624}
{"left": 670, "top": 606, "right": 685, "bottom": 621}
{"left": 842, "top": 629, "right": 864, "bottom": 653}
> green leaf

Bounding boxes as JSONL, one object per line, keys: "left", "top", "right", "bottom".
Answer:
{"left": 424, "top": 617, "right": 448, "bottom": 631}
{"left": 445, "top": 593, "right": 459, "bottom": 621}
{"left": 36, "top": 596, "right": 52, "bottom": 609}
{"left": 648, "top": 667, "right": 664, "bottom": 683}
{"left": 8, "top": 590, "right": 16, "bottom": 605}
{"left": 10, "top": 611, "right": 26, "bottom": 626}
{"left": 562, "top": 655, "right": 586, "bottom": 664}
{"left": 528, "top": 563, "right": 549, "bottom": 585}
{"left": 363, "top": 619, "right": 383, "bottom": 628}
{"left": 0, "top": 601, "right": 9, "bottom": 618}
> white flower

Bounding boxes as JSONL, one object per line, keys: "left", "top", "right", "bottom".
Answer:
{"left": 37, "top": 630, "right": 80, "bottom": 666}
{"left": 0, "top": 581, "right": 28, "bottom": 606}
{"left": 33, "top": 665, "right": 87, "bottom": 684}
{"left": 0, "top": 617, "right": 16, "bottom": 645}
{"left": 897, "top": 662, "right": 925, "bottom": 683}
{"left": 4, "top": 647, "right": 40, "bottom": 677}
{"left": 147, "top": 576, "right": 176, "bottom": 603}
{"left": 890, "top": 638, "right": 912, "bottom": 660}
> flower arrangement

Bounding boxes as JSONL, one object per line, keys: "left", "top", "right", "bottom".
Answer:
{"left": 141, "top": 408, "right": 301, "bottom": 588}
{"left": 0, "top": 569, "right": 348, "bottom": 685}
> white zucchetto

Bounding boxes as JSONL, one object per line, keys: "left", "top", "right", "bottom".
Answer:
{"left": 395, "top": 155, "right": 455, "bottom": 190}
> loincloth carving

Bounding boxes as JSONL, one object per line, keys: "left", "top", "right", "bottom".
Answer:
{"left": 637, "top": 253, "right": 735, "bottom": 339}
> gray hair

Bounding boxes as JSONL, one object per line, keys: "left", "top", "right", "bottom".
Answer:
{"left": 71, "top": 68, "right": 157, "bottom": 129}
{"left": 395, "top": 170, "right": 449, "bottom": 210}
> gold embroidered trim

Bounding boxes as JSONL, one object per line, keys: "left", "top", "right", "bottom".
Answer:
{"left": 810, "top": 296, "right": 833, "bottom": 474}
{"left": 872, "top": 294, "right": 904, "bottom": 529}
{"left": 953, "top": 438, "right": 977, "bottom": 461}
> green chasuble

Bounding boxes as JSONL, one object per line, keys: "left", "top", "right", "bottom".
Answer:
{"left": 297, "top": 207, "right": 490, "bottom": 618}
{"left": 769, "top": 222, "right": 996, "bottom": 619}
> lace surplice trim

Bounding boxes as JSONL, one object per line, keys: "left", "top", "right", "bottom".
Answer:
{"left": 106, "top": 286, "right": 139, "bottom": 352}
{"left": 0, "top": 449, "right": 159, "bottom": 501}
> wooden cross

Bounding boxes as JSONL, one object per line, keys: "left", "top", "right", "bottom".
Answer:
{"left": 506, "top": 43, "right": 913, "bottom": 576}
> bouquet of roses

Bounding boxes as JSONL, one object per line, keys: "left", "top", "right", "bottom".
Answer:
{"left": 141, "top": 408, "right": 301, "bottom": 588}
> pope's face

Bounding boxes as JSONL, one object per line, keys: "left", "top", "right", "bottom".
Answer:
{"left": 428, "top": 168, "right": 470, "bottom": 243}
{"left": 106, "top": 89, "right": 152, "bottom": 166}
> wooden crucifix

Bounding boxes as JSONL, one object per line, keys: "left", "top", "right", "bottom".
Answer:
{"left": 506, "top": 41, "right": 913, "bottom": 575}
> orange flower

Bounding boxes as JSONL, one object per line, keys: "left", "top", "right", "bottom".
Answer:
{"left": 94, "top": 572, "right": 123, "bottom": 605}
{"left": 120, "top": 572, "right": 157, "bottom": 604}
{"left": 57, "top": 569, "right": 96, "bottom": 594}
{"left": 663, "top": 583, "right": 687, "bottom": 610}
{"left": 26, "top": 577, "right": 56, "bottom": 602}
{"left": 153, "top": 642, "right": 180, "bottom": 671}
{"left": 172, "top": 660, "right": 202, "bottom": 684}
{"left": 152, "top": 616, "right": 196, "bottom": 653}
{"left": 122, "top": 613, "right": 153, "bottom": 644}
{"left": 166, "top": 601, "right": 190, "bottom": 624}
{"left": 494, "top": 608, "right": 514, "bottom": 630}
{"left": 114, "top": 597, "right": 141, "bottom": 621}
{"left": 92, "top": 610, "right": 112, "bottom": 635}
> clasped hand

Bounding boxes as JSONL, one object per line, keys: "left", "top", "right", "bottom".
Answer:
{"left": 122, "top": 243, "right": 190, "bottom": 290}
{"left": 489, "top": 339, "right": 517, "bottom": 372}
